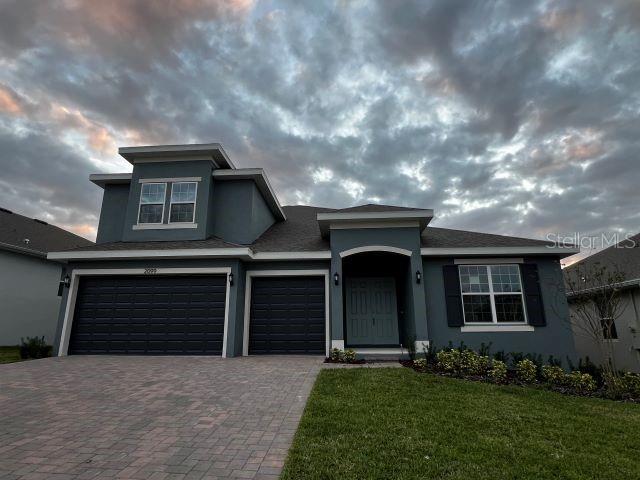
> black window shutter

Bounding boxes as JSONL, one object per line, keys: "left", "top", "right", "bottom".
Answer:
{"left": 443, "top": 265, "right": 464, "bottom": 327}
{"left": 521, "top": 263, "right": 546, "bottom": 326}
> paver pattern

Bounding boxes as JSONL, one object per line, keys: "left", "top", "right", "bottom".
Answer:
{"left": 0, "top": 355, "right": 322, "bottom": 479}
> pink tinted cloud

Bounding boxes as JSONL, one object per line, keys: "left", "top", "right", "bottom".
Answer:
{"left": 0, "top": 85, "right": 23, "bottom": 115}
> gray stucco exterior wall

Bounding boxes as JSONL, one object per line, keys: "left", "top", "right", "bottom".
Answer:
{"left": 121, "top": 160, "right": 214, "bottom": 242}
{"left": 0, "top": 250, "right": 62, "bottom": 345}
{"left": 96, "top": 184, "right": 129, "bottom": 244}
{"left": 209, "top": 180, "right": 275, "bottom": 244}
{"left": 423, "top": 256, "right": 577, "bottom": 363}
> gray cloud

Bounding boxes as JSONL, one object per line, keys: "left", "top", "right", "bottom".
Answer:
{"left": 0, "top": 0, "right": 638, "bottom": 262}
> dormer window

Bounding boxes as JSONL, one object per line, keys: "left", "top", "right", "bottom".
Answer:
{"left": 169, "top": 182, "right": 197, "bottom": 223}
{"left": 138, "top": 183, "right": 166, "bottom": 224}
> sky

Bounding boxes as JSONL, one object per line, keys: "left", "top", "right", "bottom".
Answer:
{"left": 0, "top": 0, "right": 638, "bottom": 263}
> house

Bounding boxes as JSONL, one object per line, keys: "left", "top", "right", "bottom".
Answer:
{"left": 564, "top": 234, "right": 640, "bottom": 373}
{"left": 48, "top": 143, "right": 579, "bottom": 359}
{"left": 0, "top": 208, "right": 93, "bottom": 345}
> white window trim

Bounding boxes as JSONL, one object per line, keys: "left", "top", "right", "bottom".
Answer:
{"left": 168, "top": 181, "right": 198, "bottom": 224}
{"left": 133, "top": 223, "right": 198, "bottom": 230}
{"left": 459, "top": 264, "right": 529, "bottom": 326}
{"left": 137, "top": 182, "right": 166, "bottom": 225}
{"left": 242, "top": 269, "right": 330, "bottom": 357}
{"left": 139, "top": 176, "right": 202, "bottom": 183}
{"left": 58, "top": 267, "right": 233, "bottom": 358}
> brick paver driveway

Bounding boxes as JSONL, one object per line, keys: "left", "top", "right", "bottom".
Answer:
{"left": 0, "top": 356, "right": 323, "bottom": 480}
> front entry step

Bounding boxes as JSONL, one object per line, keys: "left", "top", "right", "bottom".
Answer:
{"left": 353, "top": 347, "right": 410, "bottom": 361}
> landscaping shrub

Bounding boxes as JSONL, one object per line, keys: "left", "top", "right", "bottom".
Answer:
{"left": 329, "top": 348, "right": 343, "bottom": 362}
{"left": 413, "top": 358, "right": 428, "bottom": 370}
{"left": 488, "top": 360, "right": 508, "bottom": 383}
{"left": 620, "top": 372, "right": 640, "bottom": 398}
{"left": 566, "top": 371, "right": 597, "bottom": 394}
{"left": 19, "top": 336, "right": 52, "bottom": 359}
{"left": 516, "top": 359, "right": 538, "bottom": 383}
{"left": 461, "top": 350, "right": 490, "bottom": 376}
{"left": 342, "top": 349, "right": 357, "bottom": 363}
{"left": 436, "top": 349, "right": 489, "bottom": 377}
{"left": 436, "top": 349, "right": 462, "bottom": 375}
{"left": 541, "top": 365, "right": 565, "bottom": 385}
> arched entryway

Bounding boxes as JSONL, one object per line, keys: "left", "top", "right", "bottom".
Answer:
{"left": 341, "top": 251, "right": 412, "bottom": 348}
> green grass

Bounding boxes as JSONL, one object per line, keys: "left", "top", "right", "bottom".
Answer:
{"left": 281, "top": 368, "right": 640, "bottom": 480}
{"left": 0, "top": 346, "right": 21, "bottom": 364}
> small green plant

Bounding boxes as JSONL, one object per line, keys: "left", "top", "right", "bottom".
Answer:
{"left": 19, "top": 336, "right": 52, "bottom": 359}
{"left": 343, "top": 349, "right": 357, "bottom": 363}
{"left": 516, "top": 359, "right": 537, "bottom": 383}
{"left": 460, "top": 350, "right": 489, "bottom": 376}
{"left": 620, "top": 372, "right": 640, "bottom": 397}
{"left": 436, "top": 349, "right": 488, "bottom": 377}
{"left": 541, "top": 365, "right": 565, "bottom": 385}
{"left": 488, "top": 360, "right": 508, "bottom": 383}
{"left": 436, "top": 349, "right": 462, "bottom": 376}
{"left": 566, "top": 371, "right": 597, "bottom": 394}
{"left": 330, "top": 348, "right": 343, "bottom": 362}
{"left": 413, "top": 358, "right": 428, "bottom": 370}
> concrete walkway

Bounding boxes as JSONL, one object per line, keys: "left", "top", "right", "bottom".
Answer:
{"left": 0, "top": 355, "right": 323, "bottom": 480}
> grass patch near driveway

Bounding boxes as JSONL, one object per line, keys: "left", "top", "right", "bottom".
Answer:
{"left": 281, "top": 368, "right": 640, "bottom": 480}
{"left": 0, "top": 346, "right": 21, "bottom": 364}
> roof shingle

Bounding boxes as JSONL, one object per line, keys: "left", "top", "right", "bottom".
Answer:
{"left": 0, "top": 207, "right": 93, "bottom": 256}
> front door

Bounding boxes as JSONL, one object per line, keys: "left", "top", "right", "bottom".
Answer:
{"left": 345, "top": 277, "right": 399, "bottom": 346}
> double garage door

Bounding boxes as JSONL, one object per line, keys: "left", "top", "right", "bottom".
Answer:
{"left": 68, "top": 274, "right": 325, "bottom": 356}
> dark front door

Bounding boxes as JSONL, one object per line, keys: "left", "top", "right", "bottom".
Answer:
{"left": 69, "top": 275, "right": 227, "bottom": 355}
{"left": 345, "top": 277, "right": 399, "bottom": 346}
{"left": 249, "top": 276, "right": 325, "bottom": 355}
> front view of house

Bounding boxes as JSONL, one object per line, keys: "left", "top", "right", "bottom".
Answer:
{"left": 49, "top": 143, "right": 579, "bottom": 359}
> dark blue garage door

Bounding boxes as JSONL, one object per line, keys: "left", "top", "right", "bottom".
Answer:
{"left": 69, "top": 275, "right": 227, "bottom": 355}
{"left": 249, "top": 276, "right": 325, "bottom": 355}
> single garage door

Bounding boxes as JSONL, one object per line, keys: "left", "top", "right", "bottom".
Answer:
{"left": 249, "top": 276, "right": 325, "bottom": 355}
{"left": 69, "top": 275, "right": 227, "bottom": 355}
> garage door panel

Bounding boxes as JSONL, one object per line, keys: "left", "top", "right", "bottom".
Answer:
{"left": 69, "top": 275, "right": 227, "bottom": 355}
{"left": 249, "top": 276, "right": 325, "bottom": 355}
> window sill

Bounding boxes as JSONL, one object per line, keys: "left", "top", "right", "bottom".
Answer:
{"left": 132, "top": 223, "right": 198, "bottom": 230}
{"left": 460, "top": 325, "right": 534, "bottom": 333}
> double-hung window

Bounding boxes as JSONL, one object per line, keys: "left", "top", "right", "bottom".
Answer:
{"left": 459, "top": 264, "right": 527, "bottom": 324}
{"left": 169, "top": 182, "right": 197, "bottom": 223}
{"left": 138, "top": 183, "right": 166, "bottom": 224}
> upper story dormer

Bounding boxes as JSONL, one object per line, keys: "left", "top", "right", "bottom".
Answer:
{"left": 91, "top": 144, "right": 285, "bottom": 245}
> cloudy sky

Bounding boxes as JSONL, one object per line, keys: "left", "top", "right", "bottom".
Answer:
{"left": 0, "top": 0, "right": 638, "bottom": 261}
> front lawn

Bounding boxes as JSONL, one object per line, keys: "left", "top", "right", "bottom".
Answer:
{"left": 0, "top": 346, "right": 21, "bottom": 364}
{"left": 281, "top": 368, "right": 640, "bottom": 480}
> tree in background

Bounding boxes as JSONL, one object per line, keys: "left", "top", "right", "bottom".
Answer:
{"left": 565, "top": 261, "right": 628, "bottom": 391}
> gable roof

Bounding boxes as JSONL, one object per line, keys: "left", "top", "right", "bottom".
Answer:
{"left": 420, "top": 226, "right": 553, "bottom": 248}
{"left": 334, "top": 204, "right": 432, "bottom": 213}
{"left": 563, "top": 233, "right": 640, "bottom": 284}
{"left": 0, "top": 207, "right": 93, "bottom": 258}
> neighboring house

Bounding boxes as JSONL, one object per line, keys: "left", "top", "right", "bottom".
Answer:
{"left": 564, "top": 234, "right": 640, "bottom": 373}
{"left": 0, "top": 208, "right": 93, "bottom": 345}
{"left": 48, "top": 143, "right": 579, "bottom": 359}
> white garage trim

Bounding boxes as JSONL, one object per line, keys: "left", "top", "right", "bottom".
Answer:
{"left": 243, "top": 269, "right": 330, "bottom": 357}
{"left": 58, "top": 267, "right": 232, "bottom": 358}
{"left": 339, "top": 245, "right": 413, "bottom": 258}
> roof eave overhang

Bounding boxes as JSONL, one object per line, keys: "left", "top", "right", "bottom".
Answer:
{"left": 46, "top": 249, "right": 331, "bottom": 262}
{"left": 89, "top": 173, "right": 132, "bottom": 189}
{"left": 420, "top": 246, "right": 580, "bottom": 258}
{"left": 119, "top": 143, "right": 235, "bottom": 169}
{"left": 316, "top": 210, "right": 434, "bottom": 237}
{"left": 212, "top": 169, "right": 286, "bottom": 221}
{"left": 0, "top": 241, "right": 47, "bottom": 259}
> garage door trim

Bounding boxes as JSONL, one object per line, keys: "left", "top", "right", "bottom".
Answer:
{"left": 242, "top": 269, "right": 330, "bottom": 356}
{"left": 59, "top": 267, "right": 232, "bottom": 357}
